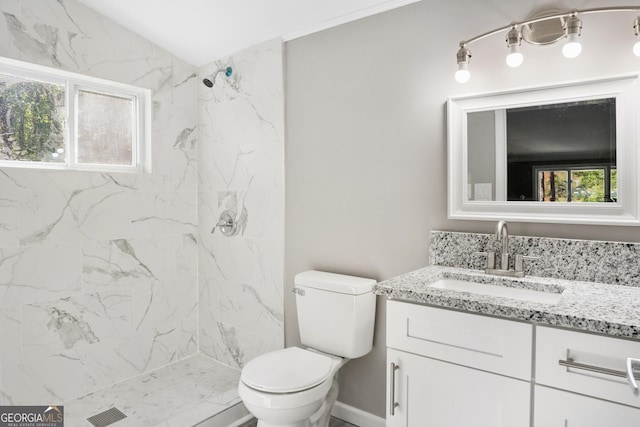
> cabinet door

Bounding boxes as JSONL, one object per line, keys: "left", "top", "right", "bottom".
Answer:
{"left": 387, "top": 348, "right": 530, "bottom": 427}
{"left": 534, "top": 385, "right": 640, "bottom": 427}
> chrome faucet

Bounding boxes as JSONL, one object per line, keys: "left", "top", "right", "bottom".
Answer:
{"left": 496, "top": 220, "right": 509, "bottom": 270}
{"left": 475, "top": 220, "right": 540, "bottom": 278}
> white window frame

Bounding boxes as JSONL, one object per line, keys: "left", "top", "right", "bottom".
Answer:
{"left": 0, "top": 56, "right": 151, "bottom": 173}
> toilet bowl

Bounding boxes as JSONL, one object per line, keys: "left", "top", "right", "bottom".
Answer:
{"left": 238, "top": 271, "right": 377, "bottom": 427}
{"left": 238, "top": 347, "right": 346, "bottom": 427}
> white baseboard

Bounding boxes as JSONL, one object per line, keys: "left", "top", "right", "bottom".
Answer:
{"left": 331, "top": 401, "right": 385, "bottom": 427}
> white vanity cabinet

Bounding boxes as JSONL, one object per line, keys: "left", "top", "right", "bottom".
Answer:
{"left": 386, "top": 301, "right": 640, "bottom": 426}
{"left": 534, "top": 326, "right": 640, "bottom": 426}
{"left": 386, "top": 301, "right": 532, "bottom": 427}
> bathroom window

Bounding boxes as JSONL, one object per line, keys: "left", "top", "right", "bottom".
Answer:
{"left": 0, "top": 56, "right": 151, "bottom": 172}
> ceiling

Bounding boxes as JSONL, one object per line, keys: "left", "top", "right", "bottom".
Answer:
{"left": 75, "top": 0, "right": 420, "bottom": 66}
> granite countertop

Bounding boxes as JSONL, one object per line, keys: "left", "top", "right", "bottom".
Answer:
{"left": 374, "top": 265, "right": 640, "bottom": 340}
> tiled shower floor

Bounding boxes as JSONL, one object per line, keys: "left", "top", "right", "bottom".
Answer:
{"left": 64, "top": 354, "right": 241, "bottom": 426}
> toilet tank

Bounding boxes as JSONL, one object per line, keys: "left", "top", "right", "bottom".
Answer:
{"left": 294, "top": 270, "right": 376, "bottom": 359}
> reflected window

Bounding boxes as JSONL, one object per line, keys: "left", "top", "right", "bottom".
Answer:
{"left": 535, "top": 167, "right": 616, "bottom": 202}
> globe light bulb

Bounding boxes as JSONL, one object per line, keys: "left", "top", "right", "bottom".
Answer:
{"left": 634, "top": 40, "right": 640, "bottom": 57}
{"left": 506, "top": 45, "right": 524, "bottom": 67}
{"left": 562, "top": 20, "right": 582, "bottom": 59}
{"left": 455, "top": 63, "right": 470, "bottom": 83}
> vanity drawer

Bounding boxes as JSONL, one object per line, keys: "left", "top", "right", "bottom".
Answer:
{"left": 387, "top": 300, "right": 532, "bottom": 380}
{"left": 534, "top": 385, "right": 640, "bottom": 427}
{"left": 536, "top": 326, "right": 640, "bottom": 408}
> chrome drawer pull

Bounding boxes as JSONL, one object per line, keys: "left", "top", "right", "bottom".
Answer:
{"left": 626, "top": 357, "right": 640, "bottom": 394}
{"left": 389, "top": 362, "right": 399, "bottom": 416}
{"left": 559, "top": 358, "right": 640, "bottom": 381}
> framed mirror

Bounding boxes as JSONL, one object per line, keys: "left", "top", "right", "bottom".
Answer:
{"left": 447, "top": 75, "right": 640, "bottom": 225}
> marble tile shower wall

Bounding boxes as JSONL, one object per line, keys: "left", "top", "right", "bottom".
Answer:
{"left": 431, "top": 231, "right": 640, "bottom": 286}
{"left": 0, "top": 0, "right": 198, "bottom": 404}
{"left": 197, "top": 39, "right": 285, "bottom": 368}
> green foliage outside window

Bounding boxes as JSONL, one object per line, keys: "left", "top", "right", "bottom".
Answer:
{"left": 539, "top": 168, "right": 616, "bottom": 202}
{"left": 0, "top": 78, "right": 65, "bottom": 162}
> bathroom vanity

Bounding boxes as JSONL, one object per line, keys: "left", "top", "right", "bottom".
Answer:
{"left": 377, "top": 231, "right": 640, "bottom": 427}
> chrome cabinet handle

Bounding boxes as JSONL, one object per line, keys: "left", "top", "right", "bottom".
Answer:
{"left": 389, "top": 362, "right": 399, "bottom": 416}
{"left": 559, "top": 358, "right": 640, "bottom": 383}
{"left": 626, "top": 357, "right": 640, "bottom": 394}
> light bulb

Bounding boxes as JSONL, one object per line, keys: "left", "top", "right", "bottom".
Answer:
{"left": 455, "top": 62, "right": 470, "bottom": 83}
{"left": 505, "top": 27, "right": 523, "bottom": 68}
{"left": 634, "top": 40, "right": 640, "bottom": 57}
{"left": 563, "top": 33, "right": 582, "bottom": 58}
{"left": 506, "top": 45, "right": 524, "bottom": 67}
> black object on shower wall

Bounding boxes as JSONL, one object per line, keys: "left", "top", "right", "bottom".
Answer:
{"left": 202, "top": 66, "right": 233, "bottom": 87}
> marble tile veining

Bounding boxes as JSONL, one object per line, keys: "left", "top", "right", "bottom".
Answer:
{"left": 197, "top": 39, "right": 285, "bottom": 369}
{"left": 0, "top": 0, "right": 198, "bottom": 405}
{"left": 64, "top": 354, "right": 240, "bottom": 427}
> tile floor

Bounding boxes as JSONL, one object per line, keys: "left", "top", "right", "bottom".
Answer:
{"left": 61, "top": 353, "right": 359, "bottom": 427}
{"left": 64, "top": 354, "right": 241, "bottom": 426}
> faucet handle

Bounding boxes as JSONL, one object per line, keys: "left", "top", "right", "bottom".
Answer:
{"left": 515, "top": 254, "right": 539, "bottom": 273}
{"left": 474, "top": 251, "right": 496, "bottom": 270}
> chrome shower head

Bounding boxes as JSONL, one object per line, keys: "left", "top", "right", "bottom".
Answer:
{"left": 202, "top": 66, "right": 233, "bottom": 87}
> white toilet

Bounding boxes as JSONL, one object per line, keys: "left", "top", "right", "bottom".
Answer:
{"left": 238, "top": 270, "right": 376, "bottom": 427}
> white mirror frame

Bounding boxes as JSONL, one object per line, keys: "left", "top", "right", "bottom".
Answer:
{"left": 447, "top": 74, "right": 640, "bottom": 226}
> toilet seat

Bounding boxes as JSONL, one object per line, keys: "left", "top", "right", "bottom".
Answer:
{"left": 241, "top": 347, "right": 333, "bottom": 393}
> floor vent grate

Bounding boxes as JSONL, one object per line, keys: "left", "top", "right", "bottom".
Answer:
{"left": 86, "top": 407, "right": 127, "bottom": 427}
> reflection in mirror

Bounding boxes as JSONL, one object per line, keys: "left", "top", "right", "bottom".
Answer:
{"left": 467, "top": 99, "right": 616, "bottom": 203}
{"left": 447, "top": 75, "right": 640, "bottom": 225}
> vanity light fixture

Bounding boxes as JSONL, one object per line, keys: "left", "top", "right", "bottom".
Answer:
{"left": 505, "top": 26, "right": 524, "bottom": 67}
{"left": 633, "top": 17, "right": 640, "bottom": 56}
{"left": 455, "top": 45, "right": 471, "bottom": 83}
{"left": 562, "top": 13, "right": 583, "bottom": 58}
{"left": 455, "top": 6, "right": 640, "bottom": 83}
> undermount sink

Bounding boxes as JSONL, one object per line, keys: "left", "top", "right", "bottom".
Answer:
{"left": 429, "top": 278, "right": 564, "bottom": 305}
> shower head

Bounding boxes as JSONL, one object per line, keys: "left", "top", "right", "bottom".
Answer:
{"left": 202, "top": 66, "right": 233, "bottom": 87}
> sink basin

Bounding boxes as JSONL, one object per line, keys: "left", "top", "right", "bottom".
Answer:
{"left": 429, "top": 278, "right": 563, "bottom": 305}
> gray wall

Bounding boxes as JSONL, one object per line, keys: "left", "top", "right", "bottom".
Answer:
{"left": 285, "top": 0, "right": 640, "bottom": 418}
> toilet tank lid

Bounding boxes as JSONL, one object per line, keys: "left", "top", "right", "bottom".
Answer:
{"left": 294, "top": 270, "right": 376, "bottom": 295}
